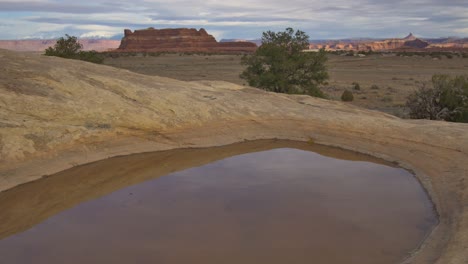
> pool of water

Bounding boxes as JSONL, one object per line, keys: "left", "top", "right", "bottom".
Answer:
{"left": 0, "top": 141, "right": 436, "bottom": 264}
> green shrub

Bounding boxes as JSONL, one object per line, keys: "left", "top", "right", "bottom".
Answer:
{"left": 381, "top": 96, "right": 393, "bottom": 102}
{"left": 341, "top": 90, "right": 354, "bottom": 101}
{"left": 352, "top": 82, "right": 361, "bottom": 90}
{"left": 44, "top": 34, "right": 104, "bottom": 64}
{"left": 406, "top": 75, "right": 468, "bottom": 122}
{"left": 75, "top": 51, "right": 104, "bottom": 64}
{"left": 240, "top": 27, "right": 328, "bottom": 97}
{"left": 45, "top": 34, "right": 82, "bottom": 57}
{"left": 370, "top": 84, "right": 379, "bottom": 90}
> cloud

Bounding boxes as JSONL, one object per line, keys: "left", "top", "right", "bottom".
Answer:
{"left": 0, "top": 0, "right": 467, "bottom": 39}
{"left": 0, "top": 1, "right": 123, "bottom": 14}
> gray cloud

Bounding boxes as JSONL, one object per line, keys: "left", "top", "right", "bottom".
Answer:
{"left": 27, "top": 17, "right": 144, "bottom": 28}
{"left": 0, "top": 1, "right": 123, "bottom": 14}
{"left": 0, "top": 0, "right": 467, "bottom": 39}
{"left": 149, "top": 15, "right": 307, "bottom": 23}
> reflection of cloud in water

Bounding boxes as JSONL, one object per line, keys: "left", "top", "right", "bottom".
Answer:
{"left": 0, "top": 147, "right": 436, "bottom": 264}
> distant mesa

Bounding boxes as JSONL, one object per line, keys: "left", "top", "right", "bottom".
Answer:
{"left": 368, "top": 34, "right": 430, "bottom": 51}
{"left": 221, "top": 38, "right": 262, "bottom": 46}
{"left": 116, "top": 27, "right": 257, "bottom": 53}
{"left": 1, "top": 31, "right": 466, "bottom": 53}
{"left": 308, "top": 33, "right": 443, "bottom": 52}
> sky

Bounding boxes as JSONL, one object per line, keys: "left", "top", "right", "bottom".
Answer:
{"left": 0, "top": 0, "right": 467, "bottom": 40}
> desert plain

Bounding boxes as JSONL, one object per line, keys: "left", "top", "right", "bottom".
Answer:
{"left": 103, "top": 52, "right": 468, "bottom": 116}
{"left": 0, "top": 48, "right": 467, "bottom": 264}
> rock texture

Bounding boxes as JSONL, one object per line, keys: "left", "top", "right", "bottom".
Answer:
{"left": 364, "top": 33, "right": 429, "bottom": 51}
{"left": 308, "top": 33, "right": 438, "bottom": 51}
{"left": 0, "top": 49, "right": 467, "bottom": 264}
{"left": 117, "top": 27, "right": 257, "bottom": 53}
{"left": 0, "top": 39, "right": 120, "bottom": 52}
{"left": 428, "top": 43, "right": 468, "bottom": 49}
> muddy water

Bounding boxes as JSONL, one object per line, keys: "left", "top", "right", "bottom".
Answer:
{"left": 0, "top": 141, "right": 436, "bottom": 264}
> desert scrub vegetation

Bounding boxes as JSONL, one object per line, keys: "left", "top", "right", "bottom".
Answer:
{"left": 381, "top": 96, "right": 393, "bottom": 102}
{"left": 341, "top": 90, "right": 354, "bottom": 102}
{"left": 352, "top": 82, "right": 361, "bottom": 90}
{"left": 240, "top": 28, "right": 328, "bottom": 98}
{"left": 45, "top": 34, "right": 104, "bottom": 63}
{"left": 406, "top": 74, "right": 468, "bottom": 123}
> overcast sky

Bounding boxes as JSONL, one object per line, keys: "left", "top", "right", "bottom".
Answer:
{"left": 1, "top": 0, "right": 467, "bottom": 40}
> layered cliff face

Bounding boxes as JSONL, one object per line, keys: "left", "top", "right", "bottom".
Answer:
{"left": 404, "top": 39, "right": 430, "bottom": 48}
{"left": 364, "top": 34, "right": 429, "bottom": 50}
{"left": 428, "top": 43, "right": 468, "bottom": 49}
{"left": 117, "top": 28, "right": 257, "bottom": 53}
{"left": 309, "top": 33, "right": 431, "bottom": 51}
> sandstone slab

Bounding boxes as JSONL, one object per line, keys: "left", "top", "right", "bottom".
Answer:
{"left": 0, "top": 49, "right": 467, "bottom": 264}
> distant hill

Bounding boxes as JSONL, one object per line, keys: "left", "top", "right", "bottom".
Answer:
{"left": 2, "top": 33, "right": 467, "bottom": 53}
{"left": 0, "top": 39, "right": 121, "bottom": 52}
{"left": 220, "top": 38, "right": 261, "bottom": 46}
{"left": 222, "top": 33, "right": 468, "bottom": 52}
{"left": 308, "top": 33, "right": 468, "bottom": 51}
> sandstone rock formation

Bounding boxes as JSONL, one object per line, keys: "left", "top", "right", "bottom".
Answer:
{"left": 0, "top": 39, "right": 120, "bottom": 52}
{"left": 117, "top": 27, "right": 257, "bottom": 53}
{"left": 428, "top": 42, "right": 468, "bottom": 49}
{"left": 365, "top": 33, "right": 429, "bottom": 51}
{"left": 308, "top": 33, "right": 433, "bottom": 51}
{"left": 403, "top": 38, "right": 430, "bottom": 49}
{"left": 403, "top": 33, "right": 417, "bottom": 41}
{"left": 0, "top": 49, "right": 467, "bottom": 263}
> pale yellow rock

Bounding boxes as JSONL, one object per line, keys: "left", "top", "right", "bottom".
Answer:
{"left": 0, "top": 49, "right": 467, "bottom": 263}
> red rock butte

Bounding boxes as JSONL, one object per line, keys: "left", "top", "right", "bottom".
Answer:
{"left": 117, "top": 27, "right": 257, "bottom": 53}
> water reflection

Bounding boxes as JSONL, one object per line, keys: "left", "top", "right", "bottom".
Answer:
{"left": 0, "top": 142, "right": 436, "bottom": 264}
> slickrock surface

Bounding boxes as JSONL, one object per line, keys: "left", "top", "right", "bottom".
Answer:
{"left": 0, "top": 49, "right": 467, "bottom": 263}
{"left": 117, "top": 27, "right": 257, "bottom": 53}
